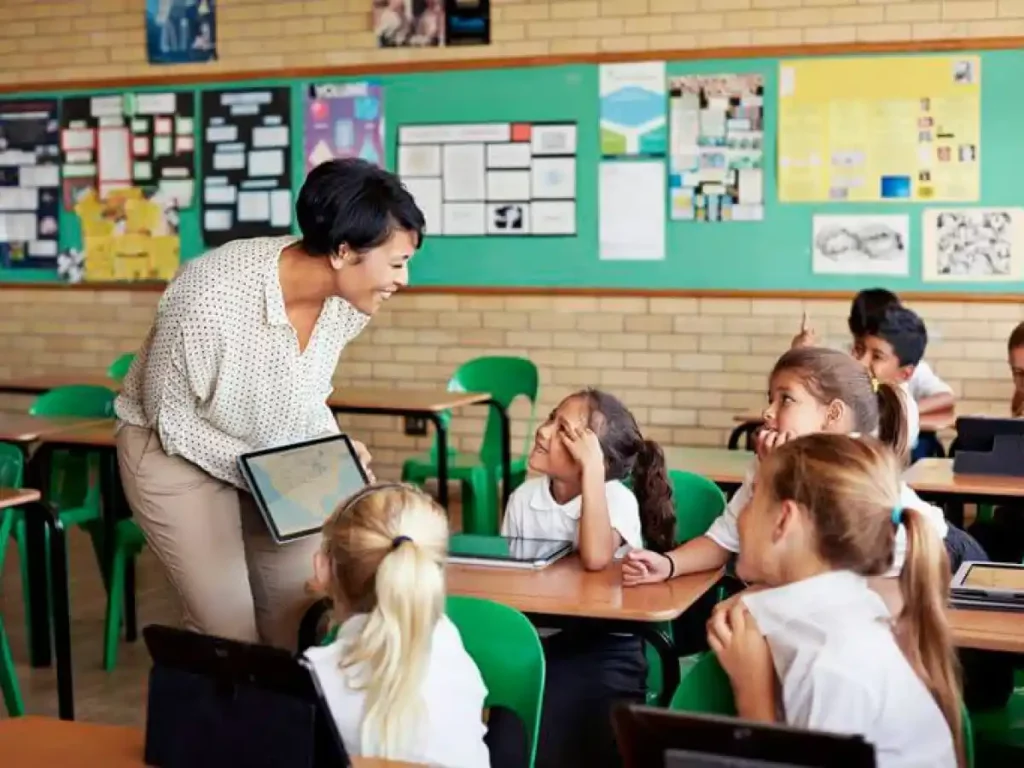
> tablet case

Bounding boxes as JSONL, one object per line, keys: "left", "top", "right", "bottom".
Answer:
{"left": 952, "top": 416, "right": 1024, "bottom": 477}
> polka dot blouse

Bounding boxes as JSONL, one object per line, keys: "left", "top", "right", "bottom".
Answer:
{"left": 115, "top": 236, "right": 371, "bottom": 489}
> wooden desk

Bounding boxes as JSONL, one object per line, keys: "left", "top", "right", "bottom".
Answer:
{"left": 328, "top": 387, "right": 507, "bottom": 512}
{"left": 0, "top": 413, "right": 108, "bottom": 443}
{"left": 0, "top": 716, "right": 422, "bottom": 767}
{"left": 904, "top": 459, "right": 1024, "bottom": 501}
{"left": 664, "top": 446, "right": 751, "bottom": 492}
{"left": 0, "top": 374, "right": 121, "bottom": 396}
{"left": 948, "top": 608, "right": 1024, "bottom": 654}
{"left": 0, "top": 486, "right": 40, "bottom": 508}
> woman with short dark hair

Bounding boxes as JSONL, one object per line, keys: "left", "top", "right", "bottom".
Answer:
{"left": 115, "top": 159, "right": 425, "bottom": 648}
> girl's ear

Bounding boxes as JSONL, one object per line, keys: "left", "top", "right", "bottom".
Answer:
{"left": 312, "top": 550, "right": 332, "bottom": 595}
{"left": 823, "top": 398, "right": 846, "bottom": 432}
{"left": 773, "top": 499, "right": 802, "bottom": 543}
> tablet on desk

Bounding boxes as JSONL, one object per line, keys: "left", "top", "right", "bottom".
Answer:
{"left": 951, "top": 561, "right": 1024, "bottom": 606}
{"left": 448, "top": 533, "right": 573, "bottom": 570}
{"left": 238, "top": 434, "right": 369, "bottom": 545}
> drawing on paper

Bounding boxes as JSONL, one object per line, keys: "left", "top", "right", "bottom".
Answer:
{"left": 923, "top": 208, "right": 1024, "bottom": 281}
{"left": 812, "top": 215, "right": 909, "bottom": 276}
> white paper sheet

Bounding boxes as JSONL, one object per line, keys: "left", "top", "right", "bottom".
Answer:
{"left": 531, "top": 157, "right": 576, "bottom": 199}
{"left": 90, "top": 95, "right": 123, "bottom": 118}
{"left": 486, "top": 143, "right": 532, "bottom": 169}
{"left": 204, "top": 209, "right": 233, "bottom": 231}
{"left": 65, "top": 150, "right": 91, "bottom": 164}
{"left": 270, "top": 189, "right": 292, "bottom": 227}
{"left": 213, "top": 151, "right": 246, "bottom": 171}
{"left": 154, "top": 118, "right": 172, "bottom": 135}
{"left": 28, "top": 240, "right": 58, "bottom": 257}
{"left": 248, "top": 149, "right": 284, "bottom": 177}
{"left": 132, "top": 136, "right": 150, "bottom": 156}
{"left": 531, "top": 201, "right": 576, "bottom": 236}
{"left": 153, "top": 136, "right": 172, "bottom": 157}
{"left": 237, "top": 190, "right": 271, "bottom": 222}
{"left": 0, "top": 150, "right": 35, "bottom": 166}
{"left": 131, "top": 118, "right": 148, "bottom": 133}
{"left": 487, "top": 202, "right": 530, "bottom": 235}
{"left": 175, "top": 136, "right": 194, "bottom": 152}
{"left": 204, "top": 185, "right": 238, "bottom": 205}
{"left": 399, "top": 123, "right": 511, "bottom": 145}
{"left": 159, "top": 180, "right": 194, "bottom": 206}
{"left": 0, "top": 187, "right": 37, "bottom": 210}
{"left": 443, "top": 203, "right": 486, "bottom": 235}
{"left": 398, "top": 144, "right": 442, "bottom": 177}
{"left": 812, "top": 214, "right": 909, "bottom": 276}
{"left": 252, "top": 126, "right": 289, "bottom": 148}
{"left": 63, "top": 164, "right": 97, "bottom": 178}
{"left": 402, "top": 177, "right": 443, "bottom": 235}
{"left": 135, "top": 92, "right": 176, "bottom": 115}
{"left": 176, "top": 117, "right": 194, "bottom": 134}
{"left": 531, "top": 124, "right": 577, "bottom": 156}
{"left": 486, "top": 170, "right": 531, "bottom": 202}
{"left": 0, "top": 213, "right": 38, "bottom": 242}
{"left": 599, "top": 161, "right": 665, "bottom": 260}
{"left": 206, "top": 125, "right": 238, "bottom": 143}
{"left": 62, "top": 128, "right": 94, "bottom": 151}
{"left": 133, "top": 161, "right": 153, "bottom": 181}
{"left": 19, "top": 165, "right": 59, "bottom": 187}
{"left": 442, "top": 144, "right": 486, "bottom": 202}
{"left": 98, "top": 127, "right": 131, "bottom": 184}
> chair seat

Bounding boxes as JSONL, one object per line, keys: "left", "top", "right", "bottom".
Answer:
{"left": 972, "top": 689, "right": 1024, "bottom": 749}
{"left": 403, "top": 451, "right": 528, "bottom": 477}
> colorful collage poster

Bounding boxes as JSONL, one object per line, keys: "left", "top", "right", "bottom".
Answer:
{"left": 146, "top": 0, "right": 217, "bottom": 65}
{"left": 599, "top": 62, "right": 667, "bottom": 157}
{"left": 668, "top": 73, "right": 764, "bottom": 222}
{"left": 304, "top": 82, "right": 385, "bottom": 173}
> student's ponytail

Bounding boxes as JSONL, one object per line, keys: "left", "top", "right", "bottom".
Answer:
{"left": 875, "top": 381, "right": 909, "bottom": 463}
{"left": 632, "top": 439, "right": 676, "bottom": 553}
{"left": 898, "top": 508, "right": 963, "bottom": 767}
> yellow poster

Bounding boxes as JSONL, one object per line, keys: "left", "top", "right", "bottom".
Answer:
{"left": 778, "top": 55, "right": 980, "bottom": 203}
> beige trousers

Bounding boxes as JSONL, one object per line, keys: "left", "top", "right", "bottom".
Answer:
{"left": 116, "top": 424, "right": 319, "bottom": 649}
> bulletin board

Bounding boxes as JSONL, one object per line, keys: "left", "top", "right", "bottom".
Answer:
{"left": 1, "top": 45, "right": 1023, "bottom": 294}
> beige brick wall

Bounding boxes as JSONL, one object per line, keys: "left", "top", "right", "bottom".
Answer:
{"left": 0, "top": 0, "right": 1020, "bottom": 484}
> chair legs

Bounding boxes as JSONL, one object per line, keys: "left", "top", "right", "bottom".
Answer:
{"left": 0, "top": 617, "right": 24, "bottom": 716}
{"left": 103, "top": 542, "right": 127, "bottom": 671}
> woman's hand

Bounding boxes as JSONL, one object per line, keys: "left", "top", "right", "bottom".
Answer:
{"left": 622, "top": 549, "right": 673, "bottom": 586}
{"left": 559, "top": 422, "right": 604, "bottom": 478}
{"left": 707, "top": 602, "right": 778, "bottom": 721}
{"left": 753, "top": 428, "right": 797, "bottom": 460}
{"left": 352, "top": 439, "right": 375, "bottom": 482}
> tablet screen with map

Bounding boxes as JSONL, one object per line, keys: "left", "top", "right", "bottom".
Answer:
{"left": 238, "top": 435, "right": 369, "bottom": 544}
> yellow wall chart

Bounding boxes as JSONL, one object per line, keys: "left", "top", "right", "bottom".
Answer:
{"left": 778, "top": 55, "right": 980, "bottom": 203}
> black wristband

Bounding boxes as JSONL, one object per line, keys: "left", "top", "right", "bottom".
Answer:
{"left": 663, "top": 552, "right": 675, "bottom": 581}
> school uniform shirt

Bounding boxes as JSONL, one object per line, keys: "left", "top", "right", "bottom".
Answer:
{"left": 908, "top": 361, "right": 954, "bottom": 401}
{"left": 704, "top": 460, "right": 948, "bottom": 577}
{"left": 304, "top": 613, "right": 490, "bottom": 768}
{"left": 501, "top": 476, "right": 643, "bottom": 550}
{"left": 114, "top": 236, "right": 370, "bottom": 489}
{"left": 741, "top": 570, "right": 956, "bottom": 768}
{"left": 901, "top": 382, "right": 921, "bottom": 450}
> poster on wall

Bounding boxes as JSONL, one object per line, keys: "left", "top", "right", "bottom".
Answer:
{"left": 444, "top": 0, "right": 490, "bottom": 45}
{"left": 146, "top": 0, "right": 217, "bottom": 64}
{"left": 305, "top": 82, "right": 385, "bottom": 172}
{"left": 811, "top": 215, "right": 909, "bottom": 276}
{"left": 668, "top": 73, "right": 764, "bottom": 222}
{"left": 373, "top": 0, "right": 444, "bottom": 47}
{"left": 201, "top": 87, "right": 292, "bottom": 247}
{"left": 599, "top": 62, "right": 667, "bottom": 157}
{"left": 922, "top": 208, "right": 1024, "bottom": 282}
{"left": 396, "top": 121, "right": 577, "bottom": 237}
{"left": 778, "top": 55, "right": 980, "bottom": 203}
{"left": 0, "top": 99, "right": 61, "bottom": 271}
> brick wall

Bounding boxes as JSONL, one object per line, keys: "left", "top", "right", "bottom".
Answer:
{"left": 0, "top": 0, "right": 1020, "bottom": 482}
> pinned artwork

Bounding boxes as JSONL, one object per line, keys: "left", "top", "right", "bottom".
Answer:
{"left": 373, "top": 0, "right": 443, "bottom": 47}
{"left": 396, "top": 121, "right": 577, "bottom": 236}
{"left": 812, "top": 215, "right": 909, "bottom": 276}
{"left": 146, "top": 0, "right": 216, "bottom": 64}
{"left": 599, "top": 62, "right": 667, "bottom": 157}
{"left": 922, "top": 208, "right": 1024, "bottom": 281}
{"left": 304, "top": 82, "right": 384, "bottom": 172}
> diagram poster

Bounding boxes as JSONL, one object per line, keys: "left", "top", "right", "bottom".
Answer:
{"left": 778, "top": 55, "right": 980, "bottom": 203}
{"left": 599, "top": 62, "right": 666, "bottom": 157}
{"left": 146, "top": 0, "right": 216, "bottom": 64}
{"left": 305, "top": 82, "right": 384, "bottom": 172}
{"left": 922, "top": 208, "right": 1024, "bottom": 282}
{"left": 668, "top": 73, "right": 764, "bottom": 222}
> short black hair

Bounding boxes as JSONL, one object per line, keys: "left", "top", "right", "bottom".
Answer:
{"left": 867, "top": 305, "right": 927, "bottom": 367}
{"left": 296, "top": 158, "right": 425, "bottom": 257}
{"left": 1009, "top": 321, "right": 1024, "bottom": 352}
{"left": 848, "top": 288, "right": 900, "bottom": 337}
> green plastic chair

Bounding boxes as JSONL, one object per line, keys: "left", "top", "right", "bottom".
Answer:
{"left": 403, "top": 357, "right": 539, "bottom": 535}
{"left": 106, "top": 353, "right": 135, "bottom": 382}
{"left": 970, "top": 686, "right": 1024, "bottom": 760}
{"left": 0, "top": 442, "right": 26, "bottom": 716}
{"left": 447, "top": 595, "right": 545, "bottom": 768}
{"left": 102, "top": 519, "right": 147, "bottom": 670}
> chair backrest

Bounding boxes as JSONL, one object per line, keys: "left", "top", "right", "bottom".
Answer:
{"left": 0, "top": 442, "right": 24, "bottom": 574}
{"left": 29, "top": 384, "right": 117, "bottom": 418}
{"left": 446, "top": 595, "right": 545, "bottom": 767}
{"left": 438, "top": 356, "right": 540, "bottom": 467}
{"left": 670, "top": 470, "right": 727, "bottom": 544}
{"left": 669, "top": 651, "right": 736, "bottom": 715}
{"left": 107, "top": 353, "right": 136, "bottom": 382}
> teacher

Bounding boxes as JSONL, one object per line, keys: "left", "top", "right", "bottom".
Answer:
{"left": 114, "top": 158, "right": 425, "bottom": 649}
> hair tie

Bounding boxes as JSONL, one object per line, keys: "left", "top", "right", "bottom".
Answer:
{"left": 891, "top": 506, "right": 903, "bottom": 525}
{"left": 871, "top": 377, "right": 880, "bottom": 394}
{"left": 391, "top": 535, "right": 412, "bottom": 550}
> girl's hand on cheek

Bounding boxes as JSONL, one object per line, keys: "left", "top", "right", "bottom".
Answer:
{"left": 754, "top": 429, "right": 796, "bottom": 459}
{"left": 560, "top": 422, "right": 605, "bottom": 478}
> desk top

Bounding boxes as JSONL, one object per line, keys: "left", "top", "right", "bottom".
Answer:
{"left": 0, "top": 717, "right": 422, "bottom": 767}
{"left": 948, "top": 607, "right": 1024, "bottom": 654}
{"left": 447, "top": 556, "right": 723, "bottom": 623}
{"left": 0, "top": 487, "right": 40, "bottom": 509}
{"left": 0, "top": 413, "right": 109, "bottom": 443}
{"left": 734, "top": 410, "right": 957, "bottom": 434}
{"left": 904, "top": 459, "right": 1024, "bottom": 498}
{"left": 39, "top": 419, "right": 118, "bottom": 448}
{"left": 328, "top": 387, "right": 490, "bottom": 413}
{"left": 0, "top": 374, "right": 121, "bottom": 395}
{"left": 664, "top": 446, "right": 752, "bottom": 486}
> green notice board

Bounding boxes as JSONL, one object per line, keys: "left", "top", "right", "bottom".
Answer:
{"left": 2, "top": 49, "right": 1021, "bottom": 292}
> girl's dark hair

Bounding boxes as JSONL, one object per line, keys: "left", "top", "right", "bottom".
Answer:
{"left": 771, "top": 347, "right": 910, "bottom": 463}
{"left": 575, "top": 388, "right": 675, "bottom": 552}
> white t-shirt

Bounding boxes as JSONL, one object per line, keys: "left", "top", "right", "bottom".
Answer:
{"left": 901, "top": 382, "right": 921, "bottom": 450}
{"left": 304, "top": 614, "right": 490, "bottom": 768}
{"left": 501, "top": 476, "right": 643, "bottom": 549}
{"left": 908, "top": 361, "right": 954, "bottom": 401}
{"left": 742, "top": 570, "right": 956, "bottom": 768}
{"left": 704, "top": 460, "right": 948, "bottom": 577}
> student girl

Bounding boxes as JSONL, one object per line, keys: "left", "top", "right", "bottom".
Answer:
{"left": 304, "top": 483, "right": 490, "bottom": 767}
{"left": 710, "top": 433, "right": 960, "bottom": 768}
{"left": 493, "top": 388, "right": 675, "bottom": 768}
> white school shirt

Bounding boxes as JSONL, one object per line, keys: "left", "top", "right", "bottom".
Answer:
{"left": 704, "top": 460, "right": 948, "bottom": 577}
{"left": 304, "top": 613, "right": 490, "bottom": 768}
{"left": 901, "top": 382, "right": 921, "bottom": 450}
{"left": 742, "top": 571, "right": 956, "bottom": 768}
{"left": 115, "top": 236, "right": 370, "bottom": 488}
{"left": 501, "top": 476, "right": 643, "bottom": 549}
{"left": 909, "top": 361, "right": 954, "bottom": 401}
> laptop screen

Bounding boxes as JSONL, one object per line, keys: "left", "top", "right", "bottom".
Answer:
{"left": 239, "top": 435, "right": 368, "bottom": 541}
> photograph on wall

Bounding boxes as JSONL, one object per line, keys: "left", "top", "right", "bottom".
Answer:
{"left": 812, "top": 215, "right": 909, "bottom": 276}
{"left": 599, "top": 61, "right": 667, "bottom": 157}
{"left": 0, "top": 98, "right": 61, "bottom": 271}
{"left": 922, "top": 208, "right": 1024, "bottom": 282}
{"left": 373, "top": 0, "right": 444, "bottom": 47}
{"left": 396, "top": 121, "right": 577, "bottom": 237}
{"left": 146, "top": 0, "right": 216, "bottom": 64}
{"left": 444, "top": 0, "right": 490, "bottom": 45}
{"left": 668, "top": 73, "right": 764, "bottom": 222}
{"left": 304, "top": 82, "right": 384, "bottom": 172}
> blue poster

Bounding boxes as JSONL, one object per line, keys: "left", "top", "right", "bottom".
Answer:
{"left": 146, "top": 0, "right": 217, "bottom": 65}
